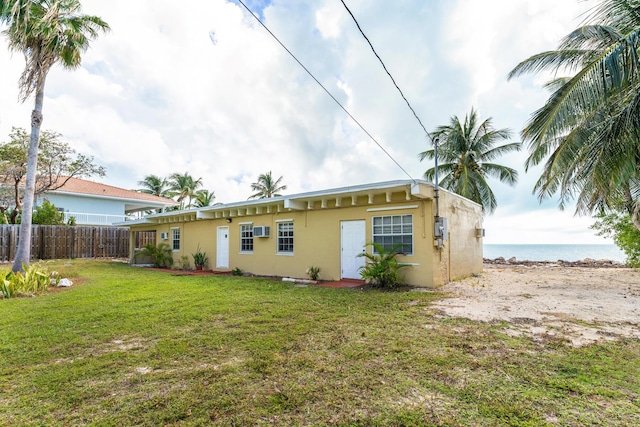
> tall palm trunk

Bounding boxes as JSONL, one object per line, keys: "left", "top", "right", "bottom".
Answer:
{"left": 12, "top": 77, "right": 45, "bottom": 272}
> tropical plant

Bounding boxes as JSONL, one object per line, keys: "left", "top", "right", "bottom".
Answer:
{"left": 358, "top": 242, "right": 409, "bottom": 289}
{"left": 306, "top": 266, "right": 320, "bottom": 281}
{"left": 192, "top": 189, "right": 216, "bottom": 208}
{"left": 2, "top": 262, "right": 51, "bottom": 298}
{"left": 137, "top": 174, "right": 171, "bottom": 198}
{"left": 0, "top": 277, "right": 15, "bottom": 298}
{"left": 135, "top": 243, "right": 173, "bottom": 268}
{"left": 191, "top": 245, "right": 208, "bottom": 269}
{"left": 248, "top": 171, "right": 287, "bottom": 199}
{"left": 1, "top": 0, "right": 109, "bottom": 272}
{"left": 0, "top": 127, "right": 105, "bottom": 224}
{"left": 508, "top": 0, "right": 640, "bottom": 229}
{"left": 418, "top": 108, "right": 521, "bottom": 214}
{"left": 168, "top": 172, "right": 203, "bottom": 209}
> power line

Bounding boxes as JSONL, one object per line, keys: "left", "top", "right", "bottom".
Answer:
{"left": 235, "top": 0, "right": 416, "bottom": 183}
{"left": 340, "top": 0, "right": 433, "bottom": 142}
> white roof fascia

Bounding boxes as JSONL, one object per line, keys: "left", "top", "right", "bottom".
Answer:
{"left": 135, "top": 179, "right": 453, "bottom": 223}
{"left": 46, "top": 190, "right": 178, "bottom": 208}
{"left": 113, "top": 218, "right": 155, "bottom": 227}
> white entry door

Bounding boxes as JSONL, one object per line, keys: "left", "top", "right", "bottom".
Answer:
{"left": 341, "top": 220, "right": 366, "bottom": 279}
{"left": 217, "top": 226, "right": 229, "bottom": 269}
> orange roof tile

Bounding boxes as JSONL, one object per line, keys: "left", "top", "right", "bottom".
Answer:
{"left": 49, "top": 176, "right": 177, "bottom": 206}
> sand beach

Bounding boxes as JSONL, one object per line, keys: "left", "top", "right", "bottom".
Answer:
{"left": 432, "top": 260, "right": 640, "bottom": 346}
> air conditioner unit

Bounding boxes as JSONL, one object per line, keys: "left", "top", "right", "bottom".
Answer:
{"left": 253, "top": 226, "right": 270, "bottom": 237}
{"left": 160, "top": 232, "right": 169, "bottom": 240}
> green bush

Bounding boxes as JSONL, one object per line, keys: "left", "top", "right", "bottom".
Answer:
{"left": 134, "top": 243, "right": 174, "bottom": 268}
{"left": 32, "top": 199, "right": 65, "bottom": 225}
{"left": 1, "top": 263, "right": 51, "bottom": 298}
{"left": 306, "top": 266, "right": 320, "bottom": 280}
{"left": 191, "top": 245, "right": 208, "bottom": 268}
{"left": 592, "top": 212, "right": 640, "bottom": 267}
{"left": 358, "top": 242, "right": 410, "bottom": 289}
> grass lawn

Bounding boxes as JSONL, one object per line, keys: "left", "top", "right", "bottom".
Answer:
{"left": 1, "top": 260, "right": 639, "bottom": 426}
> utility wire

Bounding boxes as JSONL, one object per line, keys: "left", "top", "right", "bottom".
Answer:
{"left": 235, "top": 0, "right": 416, "bottom": 183}
{"left": 340, "top": 0, "right": 433, "bottom": 142}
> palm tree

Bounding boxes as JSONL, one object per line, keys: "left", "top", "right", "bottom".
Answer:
{"left": 192, "top": 189, "right": 216, "bottom": 208}
{"left": 418, "top": 108, "right": 521, "bottom": 214}
{"left": 1, "top": 0, "right": 109, "bottom": 272}
{"left": 168, "top": 172, "right": 203, "bottom": 209}
{"left": 508, "top": 0, "right": 640, "bottom": 229}
{"left": 137, "top": 174, "right": 170, "bottom": 198}
{"left": 248, "top": 171, "right": 287, "bottom": 199}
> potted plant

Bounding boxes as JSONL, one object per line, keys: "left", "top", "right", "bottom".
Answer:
{"left": 191, "top": 245, "right": 208, "bottom": 270}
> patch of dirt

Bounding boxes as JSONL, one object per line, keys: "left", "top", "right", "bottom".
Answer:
{"left": 432, "top": 263, "right": 640, "bottom": 346}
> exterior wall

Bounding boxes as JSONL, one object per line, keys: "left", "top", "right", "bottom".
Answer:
{"left": 127, "top": 187, "right": 483, "bottom": 288}
{"left": 37, "top": 193, "right": 126, "bottom": 225}
{"left": 431, "top": 191, "right": 483, "bottom": 285}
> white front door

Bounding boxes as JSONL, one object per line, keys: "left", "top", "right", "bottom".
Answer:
{"left": 341, "top": 220, "right": 366, "bottom": 279}
{"left": 217, "top": 226, "right": 229, "bottom": 269}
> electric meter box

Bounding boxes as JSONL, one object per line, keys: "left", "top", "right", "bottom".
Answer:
{"left": 434, "top": 217, "right": 448, "bottom": 240}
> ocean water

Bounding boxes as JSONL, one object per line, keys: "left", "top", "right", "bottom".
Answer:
{"left": 483, "top": 244, "right": 626, "bottom": 263}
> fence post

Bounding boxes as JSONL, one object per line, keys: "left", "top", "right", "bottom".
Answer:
{"left": 71, "top": 227, "right": 75, "bottom": 259}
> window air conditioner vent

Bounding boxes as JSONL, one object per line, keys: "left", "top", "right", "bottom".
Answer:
{"left": 253, "top": 226, "right": 270, "bottom": 237}
{"left": 160, "top": 232, "right": 169, "bottom": 240}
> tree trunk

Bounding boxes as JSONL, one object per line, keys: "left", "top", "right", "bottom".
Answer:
{"left": 12, "top": 79, "right": 46, "bottom": 273}
{"left": 633, "top": 199, "right": 640, "bottom": 233}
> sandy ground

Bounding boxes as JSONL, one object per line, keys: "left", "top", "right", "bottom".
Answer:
{"left": 431, "top": 263, "right": 640, "bottom": 346}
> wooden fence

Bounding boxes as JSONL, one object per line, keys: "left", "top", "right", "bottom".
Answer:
{"left": 0, "top": 225, "right": 130, "bottom": 262}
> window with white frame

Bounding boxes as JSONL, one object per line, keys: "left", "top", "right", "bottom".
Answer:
{"left": 277, "top": 221, "right": 294, "bottom": 253}
{"left": 171, "top": 227, "right": 180, "bottom": 251}
{"left": 372, "top": 214, "right": 413, "bottom": 255}
{"left": 240, "top": 224, "right": 254, "bottom": 252}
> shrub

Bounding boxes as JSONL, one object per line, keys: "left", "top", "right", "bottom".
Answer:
{"left": 135, "top": 243, "right": 174, "bottom": 268}
{"left": 191, "top": 245, "right": 208, "bottom": 268}
{"left": 1, "top": 263, "right": 51, "bottom": 298}
{"left": 178, "top": 255, "right": 191, "bottom": 270}
{"left": 32, "top": 199, "right": 65, "bottom": 225}
{"left": 592, "top": 212, "right": 640, "bottom": 267}
{"left": 358, "top": 242, "right": 410, "bottom": 289}
{"left": 306, "top": 266, "right": 320, "bottom": 280}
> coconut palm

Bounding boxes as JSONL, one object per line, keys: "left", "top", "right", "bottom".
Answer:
{"left": 508, "top": 0, "right": 640, "bottom": 229}
{"left": 137, "top": 174, "right": 170, "bottom": 198}
{"left": 418, "top": 108, "right": 521, "bottom": 214}
{"left": 168, "top": 172, "right": 203, "bottom": 209}
{"left": 248, "top": 171, "right": 287, "bottom": 199}
{"left": 1, "top": 0, "right": 109, "bottom": 272}
{"left": 192, "top": 189, "right": 216, "bottom": 208}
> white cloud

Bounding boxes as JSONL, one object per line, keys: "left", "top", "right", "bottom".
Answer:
{"left": 0, "top": 0, "right": 609, "bottom": 243}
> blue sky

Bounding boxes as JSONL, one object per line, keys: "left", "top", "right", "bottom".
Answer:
{"left": 0, "top": 0, "right": 607, "bottom": 244}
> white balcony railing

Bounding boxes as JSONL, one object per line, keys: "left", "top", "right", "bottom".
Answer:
{"left": 62, "top": 212, "right": 128, "bottom": 226}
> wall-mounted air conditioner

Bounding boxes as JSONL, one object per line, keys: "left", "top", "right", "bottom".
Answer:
{"left": 160, "top": 232, "right": 169, "bottom": 240}
{"left": 253, "top": 226, "right": 270, "bottom": 237}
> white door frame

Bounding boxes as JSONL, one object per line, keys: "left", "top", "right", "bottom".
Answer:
{"left": 216, "top": 226, "right": 229, "bottom": 269}
{"left": 340, "top": 220, "right": 366, "bottom": 280}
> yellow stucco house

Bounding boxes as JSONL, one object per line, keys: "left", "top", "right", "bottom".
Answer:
{"left": 122, "top": 180, "right": 483, "bottom": 287}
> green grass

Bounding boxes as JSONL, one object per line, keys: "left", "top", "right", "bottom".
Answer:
{"left": 1, "top": 260, "right": 638, "bottom": 426}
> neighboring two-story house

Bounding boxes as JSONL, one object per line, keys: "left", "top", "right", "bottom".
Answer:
{"left": 37, "top": 177, "right": 178, "bottom": 226}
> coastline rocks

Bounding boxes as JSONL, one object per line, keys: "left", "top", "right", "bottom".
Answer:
{"left": 483, "top": 257, "right": 626, "bottom": 268}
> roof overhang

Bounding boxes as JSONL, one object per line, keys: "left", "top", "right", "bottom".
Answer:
{"left": 46, "top": 190, "right": 179, "bottom": 213}
{"left": 127, "top": 180, "right": 438, "bottom": 227}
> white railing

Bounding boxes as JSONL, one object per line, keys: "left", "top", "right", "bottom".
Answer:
{"left": 63, "top": 212, "right": 128, "bottom": 226}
